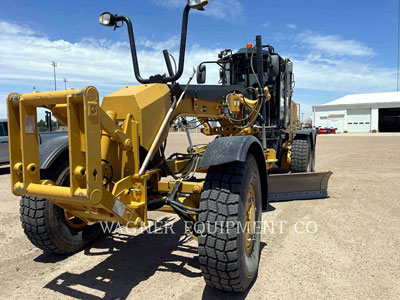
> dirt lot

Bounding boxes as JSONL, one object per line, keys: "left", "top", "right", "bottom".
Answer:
{"left": 0, "top": 133, "right": 399, "bottom": 299}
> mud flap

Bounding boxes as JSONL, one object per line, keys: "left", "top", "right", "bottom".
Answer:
{"left": 268, "top": 171, "right": 333, "bottom": 201}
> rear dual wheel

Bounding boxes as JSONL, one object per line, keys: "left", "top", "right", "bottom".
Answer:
{"left": 198, "top": 153, "right": 262, "bottom": 292}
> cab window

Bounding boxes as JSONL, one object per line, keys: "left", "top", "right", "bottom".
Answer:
{"left": 2, "top": 122, "right": 8, "bottom": 136}
{"left": 0, "top": 123, "right": 5, "bottom": 137}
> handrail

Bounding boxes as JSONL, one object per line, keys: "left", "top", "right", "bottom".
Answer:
{"left": 115, "top": 5, "right": 191, "bottom": 84}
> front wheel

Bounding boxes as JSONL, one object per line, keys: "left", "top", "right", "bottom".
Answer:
{"left": 20, "top": 159, "right": 103, "bottom": 255}
{"left": 198, "top": 153, "right": 262, "bottom": 292}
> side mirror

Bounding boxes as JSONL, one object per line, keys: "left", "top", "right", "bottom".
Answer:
{"left": 197, "top": 64, "right": 206, "bottom": 84}
{"left": 188, "top": 0, "right": 209, "bottom": 10}
{"left": 268, "top": 54, "right": 280, "bottom": 77}
{"left": 219, "top": 68, "right": 226, "bottom": 84}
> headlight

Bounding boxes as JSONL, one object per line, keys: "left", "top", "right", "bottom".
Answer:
{"left": 99, "top": 12, "right": 115, "bottom": 27}
{"left": 188, "top": 0, "right": 209, "bottom": 10}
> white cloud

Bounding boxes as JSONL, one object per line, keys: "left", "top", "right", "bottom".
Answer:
{"left": 203, "top": 0, "right": 243, "bottom": 19}
{"left": 297, "top": 30, "right": 375, "bottom": 57}
{"left": 286, "top": 31, "right": 393, "bottom": 94}
{"left": 0, "top": 21, "right": 222, "bottom": 118}
{"left": 291, "top": 54, "right": 396, "bottom": 93}
{"left": 0, "top": 20, "right": 220, "bottom": 91}
{"left": 149, "top": 0, "right": 243, "bottom": 19}
{"left": 287, "top": 23, "right": 297, "bottom": 29}
{"left": 0, "top": 21, "right": 396, "bottom": 118}
{"left": 0, "top": 20, "right": 35, "bottom": 36}
{"left": 137, "top": 36, "right": 181, "bottom": 51}
{"left": 262, "top": 22, "right": 269, "bottom": 28}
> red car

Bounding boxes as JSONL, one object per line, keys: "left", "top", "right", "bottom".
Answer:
{"left": 316, "top": 127, "right": 337, "bottom": 134}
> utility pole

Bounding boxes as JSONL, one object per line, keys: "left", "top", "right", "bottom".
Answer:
{"left": 63, "top": 78, "right": 68, "bottom": 90}
{"left": 45, "top": 111, "right": 52, "bottom": 132}
{"left": 51, "top": 61, "right": 57, "bottom": 91}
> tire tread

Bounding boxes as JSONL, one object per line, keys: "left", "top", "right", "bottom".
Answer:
{"left": 291, "top": 138, "right": 310, "bottom": 173}
{"left": 19, "top": 154, "right": 102, "bottom": 255}
{"left": 20, "top": 195, "right": 67, "bottom": 254}
{"left": 198, "top": 161, "right": 246, "bottom": 292}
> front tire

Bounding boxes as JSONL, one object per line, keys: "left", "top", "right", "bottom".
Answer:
{"left": 198, "top": 153, "right": 262, "bottom": 292}
{"left": 20, "top": 159, "right": 103, "bottom": 255}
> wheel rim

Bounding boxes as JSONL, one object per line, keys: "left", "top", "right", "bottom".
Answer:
{"left": 244, "top": 183, "right": 256, "bottom": 256}
{"left": 64, "top": 210, "right": 87, "bottom": 229}
{"left": 58, "top": 167, "right": 88, "bottom": 229}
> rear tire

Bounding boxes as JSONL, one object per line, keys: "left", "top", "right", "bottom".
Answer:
{"left": 198, "top": 153, "right": 262, "bottom": 292}
{"left": 291, "top": 137, "right": 312, "bottom": 173}
{"left": 20, "top": 159, "right": 103, "bottom": 255}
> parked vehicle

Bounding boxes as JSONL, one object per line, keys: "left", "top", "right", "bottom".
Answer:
{"left": 0, "top": 118, "right": 67, "bottom": 165}
{"left": 316, "top": 127, "right": 337, "bottom": 134}
{"left": 0, "top": 119, "right": 9, "bottom": 165}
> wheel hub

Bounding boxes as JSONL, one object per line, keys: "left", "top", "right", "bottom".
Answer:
{"left": 64, "top": 210, "right": 87, "bottom": 229}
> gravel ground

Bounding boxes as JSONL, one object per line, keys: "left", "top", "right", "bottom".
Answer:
{"left": 0, "top": 133, "right": 399, "bottom": 299}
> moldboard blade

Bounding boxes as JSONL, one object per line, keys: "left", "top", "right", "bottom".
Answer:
{"left": 268, "top": 171, "right": 333, "bottom": 201}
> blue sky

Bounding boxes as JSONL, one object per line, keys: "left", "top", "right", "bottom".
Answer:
{"left": 0, "top": 0, "right": 399, "bottom": 118}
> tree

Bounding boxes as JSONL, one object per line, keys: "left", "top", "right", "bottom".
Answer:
{"left": 37, "top": 119, "right": 46, "bottom": 129}
{"left": 37, "top": 119, "right": 57, "bottom": 131}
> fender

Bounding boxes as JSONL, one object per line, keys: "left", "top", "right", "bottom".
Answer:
{"left": 39, "top": 135, "right": 69, "bottom": 169}
{"left": 199, "top": 135, "right": 268, "bottom": 208}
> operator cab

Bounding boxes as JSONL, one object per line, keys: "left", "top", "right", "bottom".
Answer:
{"left": 223, "top": 48, "right": 275, "bottom": 88}
{"left": 197, "top": 45, "right": 295, "bottom": 129}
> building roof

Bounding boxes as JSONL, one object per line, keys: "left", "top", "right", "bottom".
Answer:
{"left": 317, "top": 91, "right": 400, "bottom": 107}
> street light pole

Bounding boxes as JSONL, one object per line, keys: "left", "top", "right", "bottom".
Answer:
{"left": 63, "top": 78, "right": 68, "bottom": 90}
{"left": 51, "top": 61, "right": 57, "bottom": 91}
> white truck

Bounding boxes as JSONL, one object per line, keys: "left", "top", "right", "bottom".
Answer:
{"left": 0, "top": 118, "right": 67, "bottom": 165}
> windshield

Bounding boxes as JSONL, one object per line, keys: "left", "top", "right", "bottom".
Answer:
{"left": 234, "top": 71, "right": 259, "bottom": 87}
{"left": 229, "top": 55, "right": 269, "bottom": 88}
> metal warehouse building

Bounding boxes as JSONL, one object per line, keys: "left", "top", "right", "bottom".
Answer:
{"left": 312, "top": 92, "right": 400, "bottom": 133}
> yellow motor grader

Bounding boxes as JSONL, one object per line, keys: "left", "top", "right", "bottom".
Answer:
{"left": 7, "top": 0, "right": 331, "bottom": 292}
